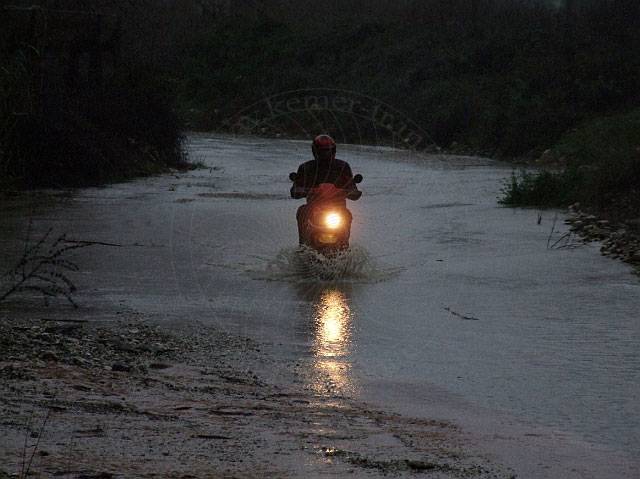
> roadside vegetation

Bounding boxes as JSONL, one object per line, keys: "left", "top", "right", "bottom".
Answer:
{"left": 176, "top": 1, "right": 639, "bottom": 155}
{"left": 500, "top": 109, "right": 640, "bottom": 219}
{"left": 1, "top": 0, "right": 638, "bottom": 218}
{"left": 171, "top": 0, "right": 639, "bottom": 217}
{"left": 0, "top": 2, "right": 186, "bottom": 189}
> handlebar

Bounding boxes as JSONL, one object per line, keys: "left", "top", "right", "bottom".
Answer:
{"left": 289, "top": 172, "right": 363, "bottom": 200}
{"left": 289, "top": 172, "right": 363, "bottom": 184}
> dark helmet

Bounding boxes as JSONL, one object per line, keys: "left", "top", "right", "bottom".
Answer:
{"left": 312, "top": 134, "right": 336, "bottom": 160}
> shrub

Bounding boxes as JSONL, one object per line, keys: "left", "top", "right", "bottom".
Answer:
{"left": 499, "top": 108, "right": 640, "bottom": 215}
{"left": 1, "top": 65, "right": 185, "bottom": 188}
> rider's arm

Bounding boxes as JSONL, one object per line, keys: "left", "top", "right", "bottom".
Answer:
{"left": 342, "top": 163, "right": 362, "bottom": 201}
{"left": 290, "top": 164, "right": 308, "bottom": 199}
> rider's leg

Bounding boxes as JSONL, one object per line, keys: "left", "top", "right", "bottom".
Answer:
{"left": 343, "top": 209, "right": 353, "bottom": 248}
{"left": 296, "top": 205, "right": 309, "bottom": 245}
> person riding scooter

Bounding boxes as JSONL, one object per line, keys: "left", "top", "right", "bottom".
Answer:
{"left": 290, "top": 135, "right": 362, "bottom": 249}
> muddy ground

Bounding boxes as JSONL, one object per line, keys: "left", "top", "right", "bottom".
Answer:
{"left": 0, "top": 309, "right": 513, "bottom": 478}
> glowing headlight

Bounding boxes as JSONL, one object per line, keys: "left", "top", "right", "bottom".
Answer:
{"left": 325, "top": 212, "right": 342, "bottom": 229}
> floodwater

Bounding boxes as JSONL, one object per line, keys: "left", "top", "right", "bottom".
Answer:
{"left": 1, "top": 134, "right": 639, "bottom": 478}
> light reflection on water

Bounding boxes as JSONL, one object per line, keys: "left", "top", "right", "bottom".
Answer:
{"left": 311, "top": 288, "right": 354, "bottom": 395}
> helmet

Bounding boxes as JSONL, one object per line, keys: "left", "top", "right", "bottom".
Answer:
{"left": 312, "top": 134, "right": 336, "bottom": 160}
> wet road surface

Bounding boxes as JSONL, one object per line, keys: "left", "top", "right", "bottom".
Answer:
{"left": 1, "top": 134, "right": 639, "bottom": 478}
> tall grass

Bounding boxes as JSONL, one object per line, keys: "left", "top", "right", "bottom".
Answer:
{"left": 499, "top": 168, "right": 585, "bottom": 208}
{"left": 500, "top": 109, "right": 640, "bottom": 217}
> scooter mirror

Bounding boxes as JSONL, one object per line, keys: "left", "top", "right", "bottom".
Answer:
{"left": 289, "top": 172, "right": 297, "bottom": 181}
{"left": 353, "top": 174, "right": 363, "bottom": 184}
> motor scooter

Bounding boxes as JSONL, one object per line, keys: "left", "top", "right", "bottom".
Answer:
{"left": 289, "top": 172, "right": 363, "bottom": 254}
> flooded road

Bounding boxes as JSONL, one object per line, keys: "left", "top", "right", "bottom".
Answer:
{"left": 2, "top": 134, "right": 639, "bottom": 477}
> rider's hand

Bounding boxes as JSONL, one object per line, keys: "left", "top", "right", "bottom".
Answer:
{"left": 347, "top": 189, "right": 362, "bottom": 200}
{"left": 290, "top": 186, "right": 308, "bottom": 199}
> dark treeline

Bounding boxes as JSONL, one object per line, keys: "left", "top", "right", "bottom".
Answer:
{"left": 0, "top": 0, "right": 186, "bottom": 188}
{"left": 176, "top": 0, "right": 640, "bottom": 216}
{"left": 1, "top": 0, "right": 639, "bottom": 210}
{"left": 174, "top": 0, "right": 639, "bottom": 157}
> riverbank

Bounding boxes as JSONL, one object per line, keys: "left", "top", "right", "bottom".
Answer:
{"left": 0, "top": 310, "right": 512, "bottom": 478}
{"left": 564, "top": 205, "right": 640, "bottom": 276}
{"left": 498, "top": 108, "right": 640, "bottom": 276}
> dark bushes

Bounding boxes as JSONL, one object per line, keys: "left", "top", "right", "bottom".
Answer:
{"left": 177, "top": 0, "right": 639, "bottom": 159}
{"left": 2, "top": 60, "right": 185, "bottom": 188}
{"left": 0, "top": 6, "right": 185, "bottom": 189}
{"left": 171, "top": 0, "right": 639, "bottom": 215}
{"left": 499, "top": 168, "right": 585, "bottom": 208}
{"left": 500, "top": 109, "right": 640, "bottom": 216}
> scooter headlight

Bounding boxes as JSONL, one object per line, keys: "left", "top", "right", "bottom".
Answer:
{"left": 325, "top": 212, "right": 342, "bottom": 229}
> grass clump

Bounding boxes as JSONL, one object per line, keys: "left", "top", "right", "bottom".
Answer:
{"left": 500, "top": 109, "right": 640, "bottom": 218}
{"left": 499, "top": 169, "right": 582, "bottom": 208}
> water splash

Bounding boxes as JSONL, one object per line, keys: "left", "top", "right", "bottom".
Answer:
{"left": 252, "top": 244, "right": 400, "bottom": 283}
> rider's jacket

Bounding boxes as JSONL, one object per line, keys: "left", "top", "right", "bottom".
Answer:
{"left": 290, "top": 158, "right": 358, "bottom": 201}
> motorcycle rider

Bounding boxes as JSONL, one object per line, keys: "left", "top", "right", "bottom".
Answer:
{"left": 291, "top": 134, "right": 361, "bottom": 244}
